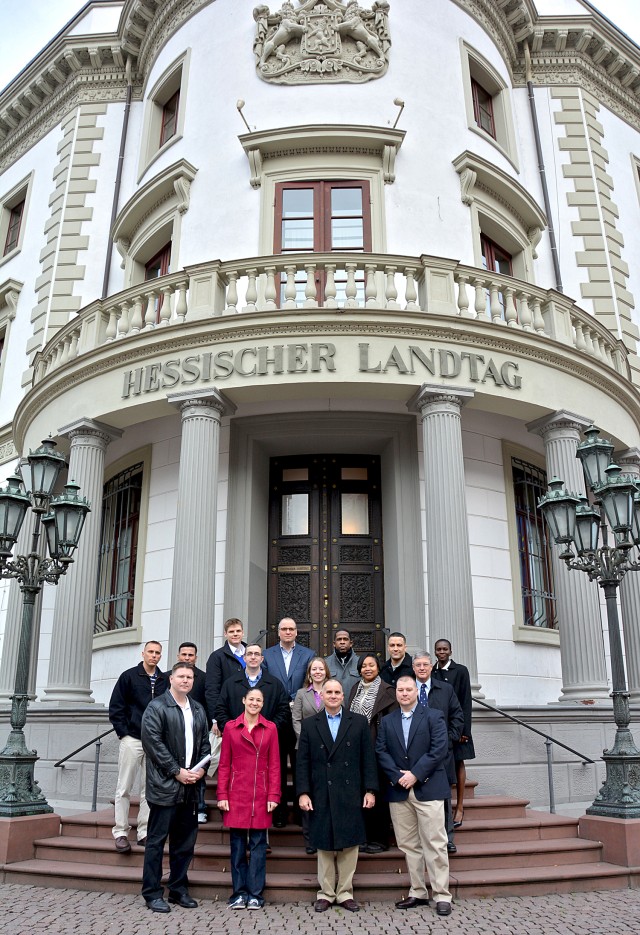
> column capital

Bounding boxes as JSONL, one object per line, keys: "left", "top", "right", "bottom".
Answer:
{"left": 57, "top": 417, "right": 123, "bottom": 448}
{"left": 615, "top": 448, "right": 640, "bottom": 475}
{"left": 167, "top": 387, "right": 236, "bottom": 419}
{"left": 407, "top": 383, "right": 475, "bottom": 415}
{"left": 526, "top": 409, "right": 592, "bottom": 440}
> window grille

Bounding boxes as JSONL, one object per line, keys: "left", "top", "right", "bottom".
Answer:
{"left": 512, "top": 458, "right": 557, "bottom": 629}
{"left": 94, "top": 464, "right": 143, "bottom": 633}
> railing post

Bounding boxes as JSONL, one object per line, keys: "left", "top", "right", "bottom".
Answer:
{"left": 325, "top": 264, "right": 338, "bottom": 308}
{"left": 92, "top": 737, "right": 102, "bottom": 813}
{"left": 545, "top": 738, "right": 556, "bottom": 814}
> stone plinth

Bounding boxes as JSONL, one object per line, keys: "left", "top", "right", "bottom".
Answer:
{"left": 579, "top": 814, "right": 640, "bottom": 867}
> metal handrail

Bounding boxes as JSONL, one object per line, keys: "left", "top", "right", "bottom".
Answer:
{"left": 474, "top": 697, "right": 596, "bottom": 814}
{"left": 54, "top": 727, "right": 114, "bottom": 812}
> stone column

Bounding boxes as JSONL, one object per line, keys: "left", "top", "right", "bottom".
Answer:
{"left": 167, "top": 389, "right": 235, "bottom": 660}
{"left": 409, "top": 384, "right": 482, "bottom": 696}
{"left": 615, "top": 448, "right": 640, "bottom": 703}
{"left": 0, "top": 499, "right": 44, "bottom": 702}
{"left": 528, "top": 411, "right": 609, "bottom": 703}
{"left": 42, "top": 419, "right": 122, "bottom": 704}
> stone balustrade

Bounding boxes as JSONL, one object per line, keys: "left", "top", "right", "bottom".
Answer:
{"left": 32, "top": 253, "right": 629, "bottom": 382}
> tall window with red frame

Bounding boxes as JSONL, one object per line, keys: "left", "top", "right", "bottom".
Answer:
{"left": 159, "top": 90, "right": 180, "bottom": 147}
{"left": 274, "top": 180, "right": 371, "bottom": 305}
{"left": 481, "top": 232, "right": 512, "bottom": 321}
{"left": 145, "top": 242, "right": 171, "bottom": 322}
{"left": 471, "top": 78, "right": 496, "bottom": 139}
{"left": 3, "top": 199, "right": 25, "bottom": 256}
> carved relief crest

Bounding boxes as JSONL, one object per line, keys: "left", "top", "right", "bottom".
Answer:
{"left": 253, "top": 0, "right": 391, "bottom": 85}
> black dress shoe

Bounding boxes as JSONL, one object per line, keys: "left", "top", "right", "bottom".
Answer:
{"left": 395, "top": 896, "right": 430, "bottom": 909}
{"left": 338, "top": 899, "right": 360, "bottom": 912}
{"left": 305, "top": 846, "right": 317, "bottom": 854}
{"left": 146, "top": 898, "right": 171, "bottom": 913}
{"left": 436, "top": 902, "right": 452, "bottom": 916}
{"left": 168, "top": 893, "right": 198, "bottom": 908}
{"left": 447, "top": 842, "right": 457, "bottom": 854}
{"left": 365, "top": 842, "right": 387, "bottom": 853}
{"left": 314, "top": 899, "right": 332, "bottom": 912}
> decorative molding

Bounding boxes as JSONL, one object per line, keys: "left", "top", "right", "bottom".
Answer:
{"left": 453, "top": 150, "right": 547, "bottom": 233}
{"left": 0, "top": 432, "right": 17, "bottom": 465}
{"left": 253, "top": 0, "right": 391, "bottom": 86}
{"left": 0, "top": 279, "right": 23, "bottom": 319}
{"left": 112, "top": 159, "right": 198, "bottom": 246}
{"left": 239, "top": 123, "right": 405, "bottom": 187}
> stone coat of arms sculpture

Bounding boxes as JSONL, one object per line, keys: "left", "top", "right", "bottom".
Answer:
{"left": 253, "top": 0, "right": 391, "bottom": 84}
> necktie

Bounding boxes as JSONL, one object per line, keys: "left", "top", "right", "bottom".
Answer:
{"left": 419, "top": 683, "right": 428, "bottom": 707}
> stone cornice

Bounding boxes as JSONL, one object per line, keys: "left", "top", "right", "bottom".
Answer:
{"left": 12, "top": 307, "right": 640, "bottom": 451}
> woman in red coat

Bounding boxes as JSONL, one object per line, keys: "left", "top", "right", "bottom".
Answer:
{"left": 217, "top": 687, "right": 280, "bottom": 910}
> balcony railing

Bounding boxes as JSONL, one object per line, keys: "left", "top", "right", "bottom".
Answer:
{"left": 33, "top": 252, "right": 629, "bottom": 383}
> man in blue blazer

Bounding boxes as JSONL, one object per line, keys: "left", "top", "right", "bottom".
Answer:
{"left": 376, "top": 675, "right": 453, "bottom": 916}
{"left": 263, "top": 617, "right": 315, "bottom": 826}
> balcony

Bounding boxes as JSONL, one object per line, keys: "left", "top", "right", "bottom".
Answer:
{"left": 33, "top": 252, "right": 629, "bottom": 384}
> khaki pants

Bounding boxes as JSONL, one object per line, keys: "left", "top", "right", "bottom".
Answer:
{"left": 112, "top": 735, "right": 148, "bottom": 841}
{"left": 316, "top": 846, "right": 359, "bottom": 903}
{"left": 390, "top": 791, "right": 451, "bottom": 903}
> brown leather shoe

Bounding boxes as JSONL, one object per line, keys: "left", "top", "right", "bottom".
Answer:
{"left": 114, "top": 836, "right": 131, "bottom": 853}
{"left": 395, "top": 896, "right": 430, "bottom": 909}
{"left": 314, "top": 899, "right": 332, "bottom": 912}
{"left": 339, "top": 899, "right": 360, "bottom": 912}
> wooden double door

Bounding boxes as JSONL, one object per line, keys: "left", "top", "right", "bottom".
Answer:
{"left": 267, "top": 454, "right": 385, "bottom": 657}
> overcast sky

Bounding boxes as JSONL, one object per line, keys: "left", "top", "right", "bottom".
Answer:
{"left": 0, "top": 0, "right": 639, "bottom": 91}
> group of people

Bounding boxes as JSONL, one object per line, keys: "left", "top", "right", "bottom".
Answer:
{"left": 107, "top": 620, "right": 474, "bottom": 916}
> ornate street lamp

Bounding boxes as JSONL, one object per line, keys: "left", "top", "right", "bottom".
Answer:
{"left": 539, "top": 425, "right": 640, "bottom": 819}
{"left": 0, "top": 440, "right": 90, "bottom": 817}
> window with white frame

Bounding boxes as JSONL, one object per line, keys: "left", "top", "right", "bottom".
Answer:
{"left": 0, "top": 174, "right": 32, "bottom": 264}
{"left": 139, "top": 50, "right": 190, "bottom": 178}
{"left": 460, "top": 41, "right": 518, "bottom": 168}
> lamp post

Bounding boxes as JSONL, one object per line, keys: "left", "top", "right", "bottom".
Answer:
{"left": 0, "top": 439, "right": 90, "bottom": 817}
{"left": 539, "top": 425, "right": 640, "bottom": 819}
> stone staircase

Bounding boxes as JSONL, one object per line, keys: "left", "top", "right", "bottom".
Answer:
{"left": 2, "top": 782, "right": 638, "bottom": 900}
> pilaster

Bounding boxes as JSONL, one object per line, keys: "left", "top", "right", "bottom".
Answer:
{"left": 167, "top": 388, "right": 235, "bottom": 660}
{"left": 42, "top": 418, "right": 122, "bottom": 705}
{"left": 409, "top": 384, "right": 482, "bottom": 696}
{"left": 527, "top": 410, "right": 609, "bottom": 703}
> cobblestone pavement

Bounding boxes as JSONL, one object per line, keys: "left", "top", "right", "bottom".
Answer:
{"left": 1, "top": 884, "right": 639, "bottom": 935}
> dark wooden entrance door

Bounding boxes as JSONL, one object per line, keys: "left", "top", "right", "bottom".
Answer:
{"left": 267, "top": 455, "right": 385, "bottom": 657}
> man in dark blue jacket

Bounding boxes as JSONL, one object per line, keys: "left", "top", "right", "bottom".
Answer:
{"left": 108, "top": 641, "right": 168, "bottom": 853}
{"left": 141, "top": 663, "right": 210, "bottom": 913}
{"left": 376, "top": 675, "right": 453, "bottom": 916}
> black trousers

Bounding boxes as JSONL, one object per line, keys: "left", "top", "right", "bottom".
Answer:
{"left": 141, "top": 799, "right": 199, "bottom": 902}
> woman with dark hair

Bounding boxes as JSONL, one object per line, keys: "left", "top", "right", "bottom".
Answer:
{"left": 292, "top": 656, "right": 330, "bottom": 854}
{"left": 217, "top": 687, "right": 280, "bottom": 910}
{"left": 348, "top": 653, "right": 398, "bottom": 853}
{"left": 432, "top": 638, "right": 475, "bottom": 827}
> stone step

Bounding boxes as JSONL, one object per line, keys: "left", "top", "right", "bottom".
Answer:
{"left": 33, "top": 831, "right": 603, "bottom": 874}
{"left": 3, "top": 858, "right": 635, "bottom": 901}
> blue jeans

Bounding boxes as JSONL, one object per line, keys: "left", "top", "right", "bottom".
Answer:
{"left": 229, "top": 828, "right": 267, "bottom": 904}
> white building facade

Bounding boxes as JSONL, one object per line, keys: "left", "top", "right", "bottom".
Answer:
{"left": 1, "top": 0, "right": 640, "bottom": 806}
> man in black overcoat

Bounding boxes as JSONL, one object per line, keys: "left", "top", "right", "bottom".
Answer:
{"left": 296, "top": 679, "right": 378, "bottom": 913}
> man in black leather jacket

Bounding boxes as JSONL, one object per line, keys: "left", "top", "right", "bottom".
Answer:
{"left": 140, "top": 663, "right": 211, "bottom": 913}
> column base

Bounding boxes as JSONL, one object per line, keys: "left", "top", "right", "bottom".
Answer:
{"left": 40, "top": 687, "right": 96, "bottom": 705}
{"left": 579, "top": 814, "right": 640, "bottom": 866}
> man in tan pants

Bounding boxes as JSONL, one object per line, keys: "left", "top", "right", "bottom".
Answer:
{"left": 108, "top": 642, "right": 168, "bottom": 852}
